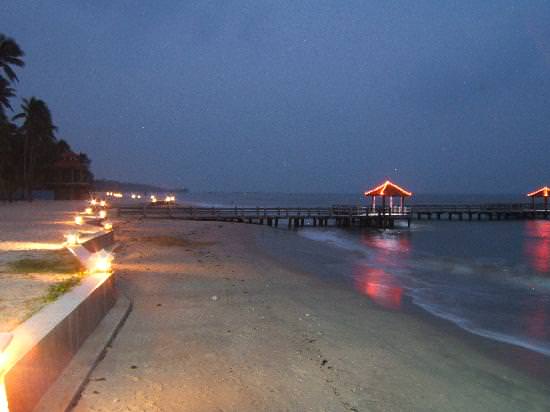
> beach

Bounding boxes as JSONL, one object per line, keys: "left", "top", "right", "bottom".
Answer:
{"left": 0, "top": 201, "right": 85, "bottom": 332}
{"left": 73, "top": 216, "right": 550, "bottom": 411}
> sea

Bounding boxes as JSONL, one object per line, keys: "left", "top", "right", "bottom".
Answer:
{"left": 181, "top": 192, "right": 550, "bottom": 364}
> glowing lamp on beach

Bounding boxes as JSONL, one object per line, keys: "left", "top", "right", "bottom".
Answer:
{"left": 74, "top": 215, "right": 84, "bottom": 225}
{"left": 151, "top": 195, "right": 157, "bottom": 203}
{"left": 90, "top": 199, "right": 97, "bottom": 206}
{"left": 84, "top": 207, "right": 93, "bottom": 215}
{"left": 137, "top": 195, "right": 142, "bottom": 199}
{"left": 98, "top": 210, "right": 107, "bottom": 219}
{"left": 102, "top": 222, "right": 113, "bottom": 231}
{"left": 64, "top": 232, "right": 80, "bottom": 246}
{"left": 88, "top": 250, "right": 113, "bottom": 273}
{"left": 100, "top": 200, "right": 107, "bottom": 207}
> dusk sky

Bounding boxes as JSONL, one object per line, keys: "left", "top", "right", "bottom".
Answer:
{"left": 2, "top": 1, "right": 550, "bottom": 193}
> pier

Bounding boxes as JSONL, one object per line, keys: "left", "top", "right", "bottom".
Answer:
{"left": 117, "top": 205, "right": 412, "bottom": 228}
{"left": 116, "top": 202, "right": 550, "bottom": 229}
{"left": 113, "top": 183, "right": 550, "bottom": 229}
{"left": 411, "top": 203, "right": 549, "bottom": 221}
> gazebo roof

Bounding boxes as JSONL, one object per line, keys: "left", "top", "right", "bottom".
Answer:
{"left": 364, "top": 180, "right": 412, "bottom": 197}
{"left": 527, "top": 186, "right": 550, "bottom": 198}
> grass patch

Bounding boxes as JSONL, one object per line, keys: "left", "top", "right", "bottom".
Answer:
{"left": 43, "top": 275, "right": 83, "bottom": 303}
{"left": 142, "top": 235, "right": 216, "bottom": 248}
{"left": 7, "top": 250, "right": 82, "bottom": 274}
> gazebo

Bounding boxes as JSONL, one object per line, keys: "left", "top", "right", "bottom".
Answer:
{"left": 527, "top": 186, "right": 550, "bottom": 210}
{"left": 364, "top": 180, "right": 412, "bottom": 213}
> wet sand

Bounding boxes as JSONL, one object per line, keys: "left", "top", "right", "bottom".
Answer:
{"left": 73, "top": 218, "right": 550, "bottom": 411}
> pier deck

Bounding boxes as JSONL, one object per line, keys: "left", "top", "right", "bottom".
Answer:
{"left": 117, "top": 205, "right": 411, "bottom": 228}
{"left": 411, "top": 203, "right": 550, "bottom": 221}
{"left": 117, "top": 203, "right": 550, "bottom": 228}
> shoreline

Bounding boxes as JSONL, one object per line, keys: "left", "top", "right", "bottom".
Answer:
{"left": 74, "top": 218, "right": 550, "bottom": 411}
{"left": 253, "top": 223, "right": 550, "bottom": 382}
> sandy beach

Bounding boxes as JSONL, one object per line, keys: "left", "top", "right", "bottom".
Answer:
{"left": 72, "top": 217, "right": 550, "bottom": 411}
{"left": 0, "top": 201, "right": 85, "bottom": 331}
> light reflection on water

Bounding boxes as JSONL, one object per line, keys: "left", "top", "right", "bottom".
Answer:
{"left": 353, "top": 268, "right": 404, "bottom": 310}
{"left": 344, "top": 221, "right": 550, "bottom": 358}
{"left": 524, "top": 221, "right": 550, "bottom": 274}
{"left": 352, "top": 232, "right": 410, "bottom": 310}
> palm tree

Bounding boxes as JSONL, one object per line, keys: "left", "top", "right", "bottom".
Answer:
{"left": 0, "top": 35, "right": 23, "bottom": 124}
{"left": 0, "top": 34, "right": 25, "bottom": 83}
{"left": 0, "top": 120, "right": 20, "bottom": 201}
{"left": 13, "top": 97, "right": 57, "bottom": 200}
{"left": 0, "top": 78, "right": 15, "bottom": 120}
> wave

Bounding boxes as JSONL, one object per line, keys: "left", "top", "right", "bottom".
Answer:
{"left": 298, "top": 229, "right": 369, "bottom": 255}
{"left": 298, "top": 228, "right": 550, "bottom": 357}
{"left": 412, "top": 289, "right": 550, "bottom": 357}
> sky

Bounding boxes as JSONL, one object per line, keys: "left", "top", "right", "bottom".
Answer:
{"left": 2, "top": 1, "right": 550, "bottom": 194}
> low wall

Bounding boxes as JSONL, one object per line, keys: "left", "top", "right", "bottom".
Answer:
{"left": 3, "top": 274, "right": 116, "bottom": 412}
{"left": 81, "top": 231, "right": 114, "bottom": 253}
{"left": 1, "top": 225, "right": 117, "bottom": 412}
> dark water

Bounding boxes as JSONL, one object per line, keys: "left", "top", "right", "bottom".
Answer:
{"left": 182, "top": 192, "right": 550, "bottom": 358}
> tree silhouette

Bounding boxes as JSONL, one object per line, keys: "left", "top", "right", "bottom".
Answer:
{"left": 0, "top": 34, "right": 25, "bottom": 83}
{"left": 13, "top": 97, "right": 57, "bottom": 200}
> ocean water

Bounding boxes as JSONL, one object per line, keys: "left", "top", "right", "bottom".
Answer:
{"left": 182, "top": 192, "right": 550, "bottom": 359}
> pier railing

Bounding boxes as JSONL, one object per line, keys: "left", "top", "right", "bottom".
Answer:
{"left": 410, "top": 203, "right": 531, "bottom": 212}
{"left": 117, "top": 202, "right": 549, "bottom": 226}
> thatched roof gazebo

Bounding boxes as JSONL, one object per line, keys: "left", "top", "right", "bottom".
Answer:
{"left": 527, "top": 186, "right": 550, "bottom": 210}
{"left": 364, "top": 180, "right": 412, "bottom": 213}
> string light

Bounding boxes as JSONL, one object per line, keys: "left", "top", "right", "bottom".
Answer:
{"left": 364, "top": 180, "right": 412, "bottom": 197}
{"left": 527, "top": 186, "right": 550, "bottom": 197}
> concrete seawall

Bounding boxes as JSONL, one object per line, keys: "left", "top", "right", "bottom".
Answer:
{"left": 1, "top": 227, "right": 117, "bottom": 412}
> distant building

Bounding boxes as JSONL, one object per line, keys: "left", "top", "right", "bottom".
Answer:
{"left": 47, "top": 151, "right": 92, "bottom": 200}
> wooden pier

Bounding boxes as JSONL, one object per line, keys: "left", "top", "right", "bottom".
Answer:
{"left": 116, "top": 202, "right": 550, "bottom": 229}
{"left": 411, "top": 203, "right": 550, "bottom": 221}
{"left": 117, "top": 205, "right": 412, "bottom": 228}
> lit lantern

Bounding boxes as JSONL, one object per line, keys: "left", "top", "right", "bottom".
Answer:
{"left": 137, "top": 195, "right": 142, "bottom": 199}
{"left": 103, "top": 222, "right": 113, "bottom": 231}
{"left": 84, "top": 207, "right": 93, "bottom": 214}
{"left": 99, "top": 200, "right": 106, "bottom": 207}
{"left": 64, "top": 232, "right": 80, "bottom": 246}
{"left": 98, "top": 210, "right": 107, "bottom": 219}
{"left": 75, "top": 215, "right": 84, "bottom": 225}
{"left": 88, "top": 250, "right": 113, "bottom": 273}
{"left": 90, "top": 199, "right": 97, "bottom": 206}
